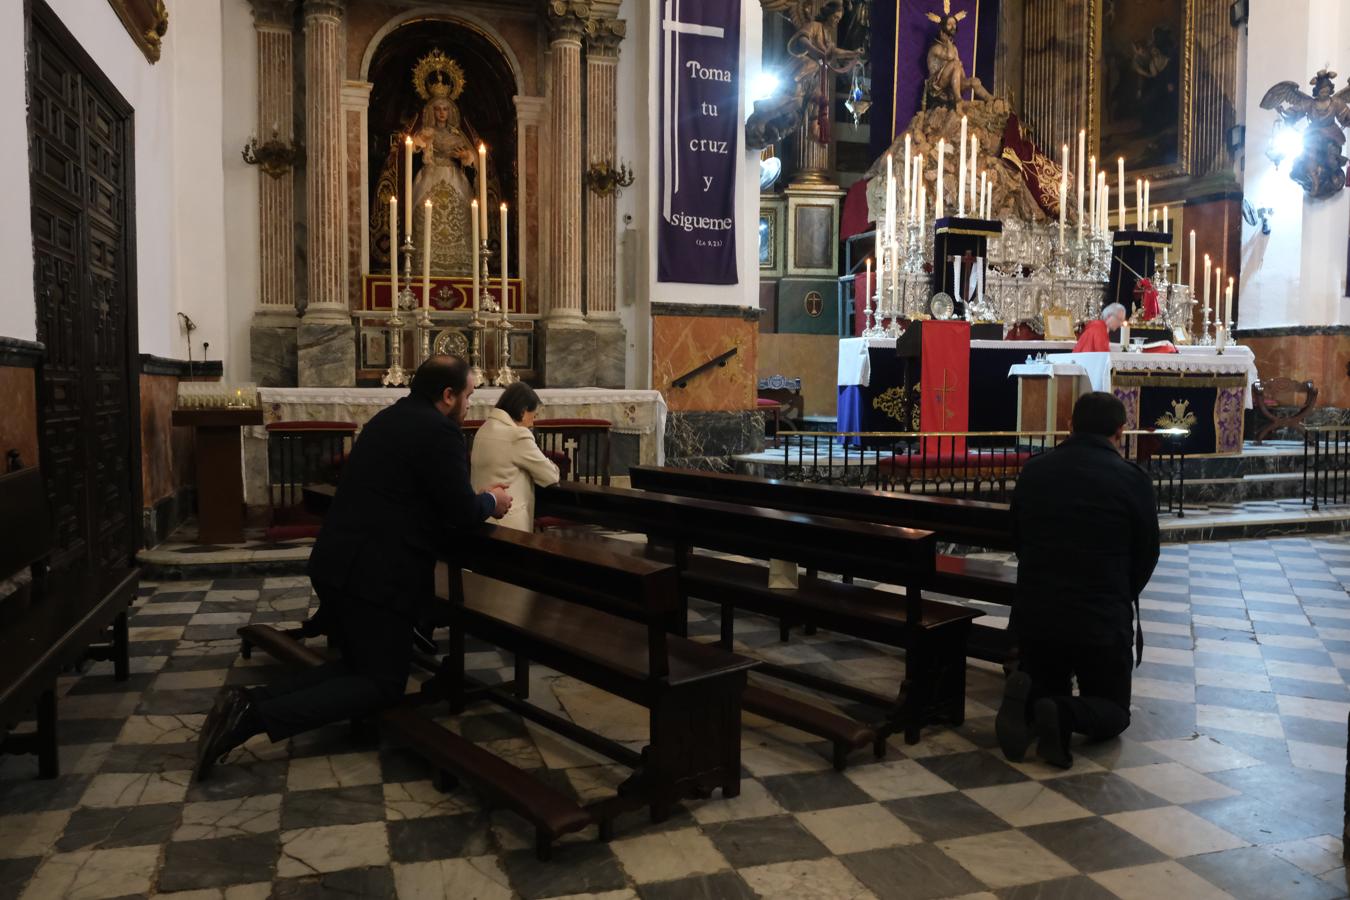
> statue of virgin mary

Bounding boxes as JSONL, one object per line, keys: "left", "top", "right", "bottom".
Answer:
{"left": 407, "top": 50, "right": 478, "bottom": 277}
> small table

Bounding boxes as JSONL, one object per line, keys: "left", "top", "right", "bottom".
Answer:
{"left": 172, "top": 408, "right": 264, "bottom": 544}
{"left": 1008, "top": 362, "right": 1086, "bottom": 432}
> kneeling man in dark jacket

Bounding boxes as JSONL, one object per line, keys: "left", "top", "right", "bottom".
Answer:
{"left": 997, "top": 391, "right": 1160, "bottom": 768}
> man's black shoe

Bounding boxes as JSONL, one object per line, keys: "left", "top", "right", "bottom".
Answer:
{"left": 1033, "top": 698, "right": 1073, "bottom": 769}
{"left": 995, "top": 671, "right": 1034, "bottom": 762}
{"left": 195, "top": 686, "right": 254, "bottom": 782}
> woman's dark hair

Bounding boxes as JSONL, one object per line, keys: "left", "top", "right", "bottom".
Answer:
{"left": 1071, "top": 391, "right": 1127, "bottom": 437}
{"left": 816, "top": 0, "right": 843, "bottom": 22}
{"left": 410, "top": 354, "right": 470, "bottom": 403}
{"left": 495, "top": 381, "right": 541, "bottom": 423}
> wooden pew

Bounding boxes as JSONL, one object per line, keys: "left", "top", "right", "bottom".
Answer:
{"left": 535, "top": 483, "right": 979, "bottom": 752}
{"left": 0, "top": 468, "right": 136, "bottom": 777}
{"left": 627, "top": 466, "right": 1018, "bottom": 664}
{"left": 240, "top": 525, "right": 754, "bottom": 859}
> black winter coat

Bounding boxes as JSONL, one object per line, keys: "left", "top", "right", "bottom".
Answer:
{"left": 1010, "top": 433, "right": 1161, "bottom": 648}
{"left": 306, "top": 394, "right": 495, "bottom": 618}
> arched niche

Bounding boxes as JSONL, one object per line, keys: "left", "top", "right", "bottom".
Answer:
{"left": 363, "top": 18, "right": 519, "bottom": 275}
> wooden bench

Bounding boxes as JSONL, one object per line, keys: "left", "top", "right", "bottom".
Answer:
{"left": 628, "top": 465, "right": 1019, "bottom": 665}
{"left": 240, "top": 525, "right": 754, "bottom": 859}
{"left": 536, "top": 482, "right": 979, "bottom": 753}
{"left": 0, "top": 467, "right": 136, "bottom": 777}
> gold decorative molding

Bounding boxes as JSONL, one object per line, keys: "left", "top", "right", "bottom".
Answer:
{"left": 107, "top": 0, "right": 168, "bottom": 64}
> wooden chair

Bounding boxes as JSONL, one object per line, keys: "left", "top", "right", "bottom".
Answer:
{"left": 1251, "top": 378, "right": 1318, "bottom": 444}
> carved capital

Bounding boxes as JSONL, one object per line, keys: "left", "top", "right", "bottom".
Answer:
{"left": 546, "top": 0, "right": 592, "bottom": 44}
{"left": 586, "top": 17, "right": 626, "bottom": 58}
{"left": 302, "top": 0, "right": 343, "bottom": 22}
{"left": 251, "top": 0, "right": 295, "bottom": 28}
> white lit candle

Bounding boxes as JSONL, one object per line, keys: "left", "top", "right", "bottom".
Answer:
{"left": 1101, "top": 182, "right": 1109, "bottom": 233}
{"left": 1214, "top": 266, "right": 1222, "bottom": 324}
{"left": 903, "top": 134, "right": 912, "bottom": 220}
{"left": 404, "top": 137, "right": 414, "bottom": 235}
{"left": 864, "top": 256, "right": 872, "bottom": 307}
{"left": 421, "top": 199, "right": 432, "bottom": 311}
{"left": 959, "top": 116, "right": 968, "bottom": 216}
{"left": 884, "top": 153, "right": 895, "bottom": 244}
{"left": 1076, "top": 129, "right": 1085, "bottom": 236}
{"left": 477, "top": 143, "right": 489, "bottom": 235}
{"left": 913, "top": 155, "right": 923, "bottom": 220}
{"left": 1088, "top": 155, "right": 1097, "bottom": 235}
{"left": 1117, "top": 157, "right": 1126, "bottom": 231}
{"left": 918, "top": 183, "right": 926, "bottom": 234}
{"left": 1058, "top": 163, "right": 1067, "bottom": 247}
{"left": 1203, "top": 253, "right": 1212, "bottom": 324}
{"left": 470, "top": 198, "right": 480, "bottom": 314}
{"left": 500, "top": 202, "right": 509, "bottom": 320}
{"left": 1189, "top": 230, "right": 1196, "bottom": 291}
{"left": 1143, "top": 180, "right": 1151, "bottom": 228}
{"left": 389, "top": 196, "right": 398, "bottom": 301}
{"left": 1135, "top": 179, "right": 1143, "bottom": 229}
{"left": 1225, "top": 276, "right": 1234, "bottom": 327}
{"left": 1162, "top": 205, "right": 1169, "bottom": 235}
{"left": 979, "top": 171, "right": 987, "bottom": 220}
{"left": 970, "top": 135, "right": 979, "bottom": 213}
{"left": 936, "top": 139, "right": 946, "bottom": 219}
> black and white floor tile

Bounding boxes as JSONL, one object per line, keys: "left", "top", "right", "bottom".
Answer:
{"left": 3, "top": 537, "right": 1350, "bottom": 898}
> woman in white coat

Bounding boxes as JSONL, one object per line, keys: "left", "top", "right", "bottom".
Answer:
{"left": 470, "top": 383, "right": 560, "bottom": 532}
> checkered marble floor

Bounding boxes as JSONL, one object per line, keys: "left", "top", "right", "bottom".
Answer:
{"left": 4, "top": 536, "right": 1350, "bottom": 899}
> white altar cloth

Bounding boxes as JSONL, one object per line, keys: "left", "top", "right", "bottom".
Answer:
{"left": 1051, "top": 346, "right": 1259, "bottom": 408}
{"left": 837, "top": 337, "right": 1085, "bottom": 388}
{"left": 242, "top": 387, "right": 668, "bottom": 504}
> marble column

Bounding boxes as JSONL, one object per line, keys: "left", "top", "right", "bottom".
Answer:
{"left": 249, "top": 0, "right": 298, "bottom": 386}
{"left": 298, "top": 0, "right": 354, "bottom": 386}
{"left": 585, "top": 16, "right": 626, "bottom": 388}
{"left": 541, "top": 0, "right": 594, "bottom": 387}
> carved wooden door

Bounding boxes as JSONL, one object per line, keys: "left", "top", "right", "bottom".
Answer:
{"left": 27, "top": 1, "right": 140, "bottom": 603}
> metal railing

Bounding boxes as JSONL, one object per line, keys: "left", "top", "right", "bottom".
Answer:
{"left": 1303, "top": 425, "right": 1350, "bottom": 510}
{"left": 773, "top": 428, "right": 1189, "bottom": 514}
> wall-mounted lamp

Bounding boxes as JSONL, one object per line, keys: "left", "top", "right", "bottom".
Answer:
{"left": 584, "top": 160, "right": 635, "bottom": 197}
{"left": 1226, "top": 124, "right": 1246, "bottom": 155}
{"left": 242, "top": 130, "right": 305, "bottom": 178}
{"left": 1243, "top": 199, "right": 1274, "bottom": 235}
{"left": 1265, "top": 118, "right": 1306, "bottom": 170}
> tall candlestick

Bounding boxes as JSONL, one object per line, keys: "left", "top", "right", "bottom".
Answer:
{"left": 470, "top": 198, "right": 480, "bottom": 314}
{"left": 1203, "top": 254, "right": 1212, "bottom": 325}
{"left": 421, "top": 199, "right": 432, "bottom": 311}
{"left": 936, "top": 139, "right": 946, "bottom": 219}
{"left": 389, "top": 196, "right": 398, "bottom": 301}
{"left": 1117, "top": 157, "right": 1126, "bottom": 231}
{"left": 404, "top": 137, "right": 413, "bottom": 234}
{"left": 477, "top": 143, "right": 489, "bottom": 235}
{"left": 500, "top": 202, "right": 509, "bottom": 319}
{"left": 903, "top": 134, "right": 912, "bottom": 220}
{"left": 1076, "top": 129, "right": 1085, "bottom": 236}
{"left": 1189, "top": 230, "right": 1196, "bottom": 291}
{"left": 1088, "top": 155, "right": 1097, "bottom": 235}
{"left": 959, "top": 116, "right": 968, "bottom": 216}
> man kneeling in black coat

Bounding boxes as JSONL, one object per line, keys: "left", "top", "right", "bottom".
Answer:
{"left": 193, "top": 355, "right": 512, "bottom": 780}
{"left": 996, "top": 391, "right": 1161, "bottom": 768}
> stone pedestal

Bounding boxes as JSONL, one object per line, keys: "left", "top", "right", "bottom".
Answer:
{"left": 297, "top": 320, "right": 355, "bottom": 387}
{"left": 250, "top": 321, "right": 298, "bottom": 387}
{"left": 540, "top": 322, "right": 597, "bottom": 388}
{"left": 592, "top": 320, "right": 627, "bottom": 388}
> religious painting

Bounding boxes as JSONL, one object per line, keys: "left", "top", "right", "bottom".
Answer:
{"left": 759, "top": 208, "right": 779, "bottom": 272}
{"left": 106, "top": 0, "right": 168, "bottom": 64}
{"left": 365, "top": 21, "right": 518, "bottom": 281}
{"left": 1095, "top": 0, "right": 1193, "bottom": 180}
{"left": 789, "top": 202, "right": 837, "bottom": 274}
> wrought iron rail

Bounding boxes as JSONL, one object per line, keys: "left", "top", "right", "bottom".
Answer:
{"left": 1303, "top": 425, "right": 1350, "bottom": 510}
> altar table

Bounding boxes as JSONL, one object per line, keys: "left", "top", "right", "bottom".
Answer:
{"left": 242, "top": 387, "right": 667, "bottom": 504}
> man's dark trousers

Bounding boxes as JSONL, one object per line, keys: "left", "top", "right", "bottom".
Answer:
{"left": 1018, "top": 638, "right": 1132, "bottom": 742}
{"left": 248, "top": 583, "right": 413, "bottom": 741}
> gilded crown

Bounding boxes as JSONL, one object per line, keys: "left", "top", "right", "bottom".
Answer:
{"left": 412, "top": 49, "right": 465, "bottom": 102}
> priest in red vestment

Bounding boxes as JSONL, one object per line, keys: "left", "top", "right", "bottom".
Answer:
{"left": 1073, "top": 303, "right": 1127, "bottom": 352}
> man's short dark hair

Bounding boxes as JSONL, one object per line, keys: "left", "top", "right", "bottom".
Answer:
{"left": 495, "top": 382, "right": 541, "bottom": 423}
{"left": 1071, "top": 391, "right": 1127, "bottom": 437}
{"left": 410, "top": 354, "right": 470, "bottom": 403}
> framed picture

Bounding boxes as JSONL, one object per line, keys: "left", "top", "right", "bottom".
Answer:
{"left": 759, "top": 211, "right": 777, "bottom": 271}
{"left": 1093, "top": 0, "right": 1193, "bottom": 182}
{"left": 107, "top": 0, "right": 169, "bottom": 64}
{"left": 1043, "top": 306, "right": 1077, "bottom": 342}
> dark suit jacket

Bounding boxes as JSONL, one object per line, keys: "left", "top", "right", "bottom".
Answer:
{"left": 307, "top": 394, "right": 495, "bottom": 618}
{"left": 1010, "top": 433, "right": 1161, "bottom": 648}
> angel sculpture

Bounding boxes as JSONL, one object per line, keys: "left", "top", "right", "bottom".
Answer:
{"left": 1260, "top": 70, "right": 1350, "bottom": 199}
{"left": 746, "top": 0, "right": 864, "bottom": 149}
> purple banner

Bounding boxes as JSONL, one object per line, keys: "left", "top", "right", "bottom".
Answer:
{"left": 870, "top": 0, "right": 999, "bottom": 160}
{"left": 658, "top": 0, "right": 741, "bottom": 285}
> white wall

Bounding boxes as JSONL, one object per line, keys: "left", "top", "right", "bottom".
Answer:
{"left": 0, "top": 0, "right": 234, "bottom": 368}
{"left": 222, "top": 0, "right": 261, "bottom": 383}
{"left": 616, "top": 0, "right": 646, "bottom": 387}
{"left": 1240, "top": 0, "right": 1350, "bottom": 329}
